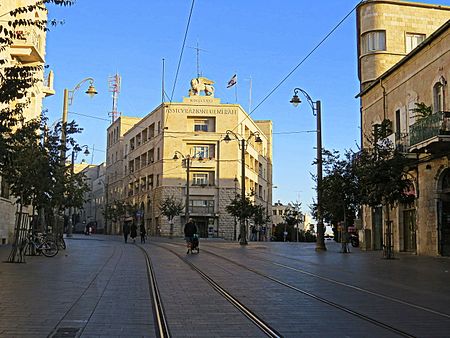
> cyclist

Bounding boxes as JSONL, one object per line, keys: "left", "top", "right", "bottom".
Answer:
{"left": 184, "top": 218, "right": 197, "bottom": 253}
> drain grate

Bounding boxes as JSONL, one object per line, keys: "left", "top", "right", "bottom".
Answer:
{"left": 51, "top": 327, "right": 80, "bottom": 338}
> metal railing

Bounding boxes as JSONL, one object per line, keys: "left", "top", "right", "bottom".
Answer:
{"left": 410, "top": 111, "right": 450, "bottom": 146}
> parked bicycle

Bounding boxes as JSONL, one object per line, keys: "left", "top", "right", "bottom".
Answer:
{"left": 22, "top": 232, "right": 58, "bottom": 257}
{"left": 45, "top": 233, "right": 66, "bottom": 250}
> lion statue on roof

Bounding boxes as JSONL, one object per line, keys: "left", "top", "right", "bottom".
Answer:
{"left": 189, "top": 77, "right": 215, "bottom": 96}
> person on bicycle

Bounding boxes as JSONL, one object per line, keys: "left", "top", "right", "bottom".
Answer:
{"left": 184, "top": 218, "right": 197, "bottom": 253}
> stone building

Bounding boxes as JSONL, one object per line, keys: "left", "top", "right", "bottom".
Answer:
{"left": 106, "top": 79, "right": 273, "bottom": 239}
{"left": 0, "top": 1, "right": 54, "bottom": 243}
{"left": 74, "top": 163, "right": 106, "bottom": 234}
{"left": 356, "top": 0, "right": 450, "bottom": 255}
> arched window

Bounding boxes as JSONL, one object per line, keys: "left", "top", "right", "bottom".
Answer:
{"left": 442, "top": 170, "right": 450, "bottom": 192}
{"left": 433, "top": 78, "right": 446, "bottom": 112}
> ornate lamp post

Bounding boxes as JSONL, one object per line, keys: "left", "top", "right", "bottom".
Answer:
{"left": 290, "top": 88, "right": 326, "bottom": 251}
{"left": 223, "top": 130, "right": 262, "bottom": 245}
{"left": 60, "top": 78, "right": 97, "bottom": 164}
{"left": 60, "top": 78, "right": 97, "bottom": 237}
{"left": 173, "top": 151, "right": 192, "bottom": 223}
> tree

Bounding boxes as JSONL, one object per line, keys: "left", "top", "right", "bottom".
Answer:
{"left": 226, "top": 194, "right": 255, "bottom": 242}
{"left": 159, "top": 195, "right": 184, "bottom": 237}
{"left": 0, "top": 1, "right": 74, "bottom": 169}
{"left": 313, "top": 149, "right": 360, "bottom": 230}
{"left": 283, "top": 201, "right": 303, "bottom": 242}
{"left": 355, "top": 139, "right": 414, "bottom": 258}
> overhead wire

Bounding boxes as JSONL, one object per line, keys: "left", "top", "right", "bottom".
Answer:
{"left": 170, "top": 0, "right": 195, "bottom": 102}
{"left": 232, "top": 0, "right": 363, "bottom": 132}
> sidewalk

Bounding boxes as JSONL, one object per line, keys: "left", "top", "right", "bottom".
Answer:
{"left": 1, "top": 236, "right": 450, "bottom": 338}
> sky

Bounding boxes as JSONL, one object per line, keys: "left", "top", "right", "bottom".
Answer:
{"left": 42, "top": 0, "right": 450, "bottom": 214}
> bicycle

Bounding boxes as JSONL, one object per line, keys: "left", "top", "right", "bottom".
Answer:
{"left": 45, "top": 233, "right": 66, "bottom": 250}
{"left": 22, "top": 233, "right": 59, "bottom": 257}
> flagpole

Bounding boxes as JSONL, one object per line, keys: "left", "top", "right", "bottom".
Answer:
{"left": 234, "top": 73, "right": 238, "bottom": 103}
{"left": 248, "top": 75, "right": 252, "bottom": 113}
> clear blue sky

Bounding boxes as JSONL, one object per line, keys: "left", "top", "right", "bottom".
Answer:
{"left": 42, "top": 0, "right": 450, "bottom": 213}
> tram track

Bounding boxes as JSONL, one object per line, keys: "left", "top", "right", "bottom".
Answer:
{"left": 144, "top": 241, "right": 282, "bottom": 338}
{"left": 162, "top": 241, "right": 422, "bottom": 338}
{"left": 201, "top": 243, "right": 450, "bottom": 320}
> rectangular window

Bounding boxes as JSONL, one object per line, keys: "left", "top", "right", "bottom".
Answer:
{"left": 194, "top": 120, "right": 208, "bottom": 132}
{"left": 192, "top": 173, "right": 208, "bottom": 185}
{"left": 192, "top": 145, "right": 210, "bottom": 159}
{"left": 361, "top": 30, "right": 386, "bottom": 54}
{"left": 156, "top": 174, "right": 160, "bottom": 187}
{"left": 149, "top": 123, "right": 155, "bottom": 138}
{"left": 406, "top": 33, "right": 425, "bottom": 53}
{"left": 148, "top": 174, "right": 154, "bottom": 190}
{"left": 148, "top": 149, "right": 154, "bottom": 164}
{"left": 130, "top": 138, "right": 135, "bottom": 151}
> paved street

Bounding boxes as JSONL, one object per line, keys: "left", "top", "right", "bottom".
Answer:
{"left": 1, "top": 235, "right": 450, "bottom": 338}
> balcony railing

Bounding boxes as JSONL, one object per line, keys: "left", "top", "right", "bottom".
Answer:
{"left": 409, "top": 111, "right": 450, "bottom": 147}
{"left": 10, "top": 30, "right": 44, "bottom": 63}
{"left": 189, "top": 205, "right": 215, "bottom": 214}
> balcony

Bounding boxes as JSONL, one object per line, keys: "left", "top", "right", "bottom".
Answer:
{"left": 409, "top": 111, "right": 450, "bottom": 153}
{"left": 189, "top": 205, "right": 215, "bottom": 215}
{"left": 10, "top": 30, "right": 44, "bottom": 63}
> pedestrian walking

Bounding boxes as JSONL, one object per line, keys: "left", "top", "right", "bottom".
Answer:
{"left": 130, "top": 222, "right": 137, "bottom": 243}
{"left": 140, "top": 223, "right": 146, "bottom": 243}
{"left": 123, "top": 222, "right": 130, "bottom": 243}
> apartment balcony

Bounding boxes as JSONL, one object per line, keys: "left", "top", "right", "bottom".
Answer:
{"left": 10, "top": 30, "right": 44, "bottom": 63}
{"left": 409, "top": 111, "right": 450, "bottom": 153}
{"left": 189, "top": 205, "right": 215, "bottom": 216}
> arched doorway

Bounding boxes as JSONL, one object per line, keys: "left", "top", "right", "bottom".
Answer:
{"left": 438, "top": 169, "right": 450, "bottom": 256}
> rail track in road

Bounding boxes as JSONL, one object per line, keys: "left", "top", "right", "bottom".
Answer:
{"left": 143, "top": 242, "right": 282, "bottom": 338}
{"left": 156, "top": 241, "right": 450, "bottom": 338}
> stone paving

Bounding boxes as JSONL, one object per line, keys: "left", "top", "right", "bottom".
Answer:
{"left": 0, "top": 235, "right": 450, "bottom": 338}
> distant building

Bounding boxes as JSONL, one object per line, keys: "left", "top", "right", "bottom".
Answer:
{"left": 106, "top": 79, "right": 273, "bottom": 239}
{"left": 357, "top": 0, "right": 450, "bottom": 255}
{"left": 74, "top": 163, "right": 106, "bottom": 234}
{"left": 0, "top": 1, "right": 54, "bottom": 244}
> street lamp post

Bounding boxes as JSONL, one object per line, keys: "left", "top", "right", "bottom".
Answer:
{"left": 223, "top": 130, "right": 262, "bottom": 245}
{"left": 290, "top": 87, "right": 326, "bottom": 251}
{"left": 60, "top": 78, "right": 98, "bottom": 164}
{"left": 233, "top": 176, "right": 238, "bottom": 241}
{"left": 60, "top": 78, "right": 97, "bottom": 237}
{"left": 173, "top": 151, "right": 191, "bottom": 223}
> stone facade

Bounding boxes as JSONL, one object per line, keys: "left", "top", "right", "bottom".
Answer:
{"left": 0, "top": 1, "right": 54, "bottom": 244}
{"left": 106, "top": 89, "right": 273, "bottom": 240}
{"left": 357, "top": 0, "right": 450, "bottom": 89}
{"left": 358, "top": 14, "right": 450, "bottom": 256}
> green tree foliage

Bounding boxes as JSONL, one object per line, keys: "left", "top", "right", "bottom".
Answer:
{"left": 225, "top": 194, "right": 255, "bottom": 224}
{"left": 103, "top": 200, "right": 128, "bottom": 224}
{"left": 355, "top": 139, "right": 414, "bottom": 209}
{"left": 252, "top": 204, "right": 270, "bottom": 228}
{"left": 411, "top": 102, "right": 432, "bottom": 120}
{"left": 312, "top": 149, "right": 360, "bottom": 228}
{"left": 159, "top": 195, "right": 184, "bottom": 223}
{"left": 0, "top": 1, "right": 74, "bottom": 167}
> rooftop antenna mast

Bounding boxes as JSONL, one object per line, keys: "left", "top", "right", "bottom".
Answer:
{"left": 108, "top": 73, "right": 121, "bottom": 123}
{"left": 188, "top": 40, "right": 207, "bottom": 78}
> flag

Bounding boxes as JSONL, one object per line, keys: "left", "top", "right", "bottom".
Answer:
{"left": 227, "top": 74, "right": 237, "bottom": 88}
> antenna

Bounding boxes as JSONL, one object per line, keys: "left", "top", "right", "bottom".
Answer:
{"left": 188, "top": 41, "right": 207, "bottom": 78}
{"left": 108, "top": 73, "right": 121, "bottom": 123}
